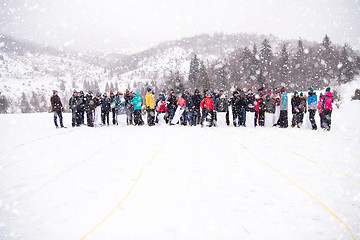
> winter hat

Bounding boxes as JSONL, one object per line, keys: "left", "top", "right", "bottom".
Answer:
{"left": 96, "top": 92, "right": 101, "bottom": 97}
{"left": 73, "top": 90, "right": 77, "bottom": 94}
{"left": 300, "top": 92, "right": 303, "bottom": 96}
{"left": 325, "top": 87, "right": 331, "bottom": 92}
{"left": 52, "top": 90, "right": 58, "bottom": 94}
{"left": 194, "top": 89, "right": 199, "bottom": 94}
{"left": 88, "top": 91, "right": 93, "bottom": 95}
{"left": 147, "top": 87, "right": 152, "bottom": 92}
{"left": 280, "top": 87, "right": 285, "bottom": 93}
{"left": 161, "top": 96, "right": 165, "bottom": 101}
{"left": 126, "top": 89, "right": 129, "bottom": 93}
{"left": 110, "top": 91, "right": 113, "bottom": 95}
{"left": 80, "top": 91, "right": 84, "bottom": 95}
{"left": 308, "top": 86, "right": 314, "bottom": 91}
{"left": 103, "top": 93, "right": 107, "bottom": 97}
{"left": 294, "top": 91, "right": 298, "bottom": 95}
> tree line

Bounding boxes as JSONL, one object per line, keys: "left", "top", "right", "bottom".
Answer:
{"left": 167, "top": 35, "right": 360, "bottom": 94}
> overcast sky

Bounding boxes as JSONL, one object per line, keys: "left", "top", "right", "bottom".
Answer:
{"left": 0, "top": 0, "right": 359, "bottom": 52}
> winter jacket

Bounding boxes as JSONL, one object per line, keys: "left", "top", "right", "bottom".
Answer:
{"left": 291, "top": 96, "right": 301, "bottom": 114}
{"left": 280, "top": 92, "right": 288, "bottom": 111}
{"left": 124, "top": 93, "right": 133, "bottom": 109}
{"left": 317, "top": 96, "right": 324, "bottom": 114}
{"left": 200, "top": 97, "right": 215, "bottom": 110}
{"left": 94, "top": 97, "right": 102, "bottom": 107}
{"left": 110, "top": 94, "right": 115, "bottom": 110}
{"left": 157, "top": 100, "right": 167, "bottom": 112}
{"left": 131, "top": 91, "right": 142, "bottom": 110}
{"left": 167, "top": 95, "right": 177, "bottom": 110}
{"left": 51, "top": 95, "right": 63, "bottom": 111}
{"left": 246, "top": 94, "right": 256, "bottom": 112}
{"left": 264, "top": 98, "right": 275, "bottom": 113}
{"left": 69, "top": 95, "right": 79, "bottom": 111}
{"left": 192, "top": 94, "right": 202, "bottom": 109}
{"left": 185, "top": 95, "right": 195, "bottom": 111}
{"left": 300, "top": 97, "right": 307, "bottom": 113}
{"left": 255, "top": 98, "right": 265, "bottom": 112}
{"left": 308, "top": 92, "right": 317, "bottom": 110}
{"left": 85, "top": 94, "right": 96, "bottom": 112}
{"left": 215, "top": 97, "right": 228, "bottom": 112}
{"left": 323, "top": 92, "right": 333, "bottom": 110}
{"left": 145, "top": 92, "right": 155, "bottom": 110}
{"left": 102, "top": 98, "right": 111, "bottom": 112}
{"left": 177, "top": 97, "right": 186, "bottom": 108}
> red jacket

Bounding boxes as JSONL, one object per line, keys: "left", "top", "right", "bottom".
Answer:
{"left": 200, "top": 97, "right": 215, "bottom": 110}
{"left": 177, "top": 98, "right": 186, "bottom": 108}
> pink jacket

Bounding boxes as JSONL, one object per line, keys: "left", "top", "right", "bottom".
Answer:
{"left": 324, "top": 92, "right": 333, "bottom": 110}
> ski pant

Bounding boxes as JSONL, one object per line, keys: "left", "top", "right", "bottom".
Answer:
{"left": 298, "top": 112, "right": 304, "bottom": 126}
{"left": 279, "top": 110, "right": 288, "bottom": 128}
{"left": 126, "top": 107, "right": 133, "bottom": 125}
{"left": 102, "top": 111, "right": 110, "bottom": 125}
{"left": 186, "top": 111, "right": 194, "bottom": 126}
{"left": 240, "top": 108, "right": 246, "bottom": 126}
{"left": 134, "top": 110, "right": 143, "bottom": 126}
{"left": 78, "top": 110, "right": 85, "bottom": 125}
{"left": 201, "top": 109, "right": 213, "bottom": 126}
{"left": 71, "top": 109, "right": 78, "bottom": 127}
{"left": 319, "top": 111, "right": 324, "bottom": 129}
{"left": 323, "top": 109, "right": 332, "bottom": 131}
{"left": 168, "top": 108, "right": 176, "bottom": 123}
{"left": 53, "top": 110, "right": 64, "bottom": 128}
{"left": 232, "top": 110, "right": 241, "bottom": 127}
{"left": 86, "top": 110, "right": 94, "bottom": 127}
{"left": 180, "top": 110, "right": 187, "bottom": 125}
{"left": 258, "top": 110, "right": 265, "bottom": 126}
{"left": 309, "top": 109, "right": 317, "bottom": 130}
{"left": 111, "top": 108, "right": 116, "bottom": 125}
{"left": 193, "top": 108, "right": 201, "bottom": 125}
{"left": 147, "top": 109, "right": 155, "bottom": 126}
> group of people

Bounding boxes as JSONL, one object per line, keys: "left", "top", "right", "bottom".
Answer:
{"left": 50, "top": 85, "right": 334, "bottom": 131}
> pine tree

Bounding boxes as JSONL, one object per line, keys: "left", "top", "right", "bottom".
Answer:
{"left": 93, "top": 81, "right": 100, "bottom": 94}
{"left": 20, "top": 92, "right": 31, "bottom": 113}
{"left": 278, "top": 44, "right": 290, "bottom": 88}
{"left": 241, "top": 47, "right": 253, "bottom": 84}
{"left": 39, "top": 94, "right": 48, "bottom": 112}
{"left": 317, "top": 35, "right": 338, "bottom": 86}
{"left": 188, "top": 54, "right": 200, "bottom": 88}
{"left": 293, "top": 38, "right": 307, "bottom": 90}
{"left": 60, "top": 81, "right": 66, "bottom": 92}
{"left": 199, "top": 61, "right": 213, "bottom": 92}
{"left": 0, "top": 92, "right": 9, "bottom": 113}
{"left": 168, "top": 71, "right": 185, "bottom": 94}
{"left": 110, "top": 82, "right": 115, "bottom": 92}
{"left": 30, "top": 91, "right": 40, "bottom": 112}
{"left": 338, "top": 44, "right": 356, "bottom": 84}
{"left": 259, "top": 39, "right": 273, "bottom": 86}
{"left": 115, "top": 81, "right": 119, "bottom": 91}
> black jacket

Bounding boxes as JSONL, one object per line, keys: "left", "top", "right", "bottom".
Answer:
{"left": 50, "top": 95, "right": 62, "bottom": 111}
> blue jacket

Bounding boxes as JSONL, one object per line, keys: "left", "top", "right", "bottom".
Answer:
{"left": 280, "top": 92, "right": 288, "bottom": 111}
{"left": 131, "top": 91, "right": 142, "bottom": 110}
{"left": 308, "top": 92, "right": 317, "bottom": 110}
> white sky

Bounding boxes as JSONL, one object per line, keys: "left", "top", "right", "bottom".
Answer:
{"left": 0, "top": 0, "right": 359, "bottom": 52}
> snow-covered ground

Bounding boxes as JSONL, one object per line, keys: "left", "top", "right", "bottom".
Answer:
{"left": 1, "top": 101, "right": 360, "bottom": 240}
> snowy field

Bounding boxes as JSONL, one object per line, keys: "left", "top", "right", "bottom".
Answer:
{"left": 1, "top": 102, "right": 360, "bottom": 240}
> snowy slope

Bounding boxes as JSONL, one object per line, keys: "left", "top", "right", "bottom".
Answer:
{"left": 1, "top": 100, "right": 359, "bottom": 240}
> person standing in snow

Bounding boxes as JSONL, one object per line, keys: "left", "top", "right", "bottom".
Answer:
{"left": 156, "top": 94, "right": 167, "bottom": 124}
{"left": 69, "top": 90, "right": 79, "bottom": 127}
{"left": 50, "top": 90, "right": 65, "bottom": 128}
{"left": 322, "top": 87, "right": 334, "bottom": 131}
{"left": 185, "top": 91, "right": 195, "bottom": 126}
{"left": 78, "top": 91, "right": 85, "bottom": 126}
{"left": 84, "top": 91, "right": 95, "bottom": 127}
{"left": 167, "top": 90, "right": 177, "bottom": 124}
{"left": 246, "top": 89, "right": 256, "bottom": 127}
{"left": 318, "top": 93, "right": 325, "bottom": 129}
{"left": 192, "top": 89, "right": 202, "bottom": 125}
{"left": 155, "top": 93, "right": 163, "bottom": 123}
{"left": 200, "top": 92, "right": 215, "bottom": 127}
{"left": 215, "top": 92, "right": 229, "bottom": 127}
{"left": 124, "top": 89, "right": 133, "bottom": 125}
{"left": 255, "top": 92, "right": 265, "bottom": 127}
{"left": 131, "top": 90, "right": 143, "bottom": 126}
{"left": 291, "top": 91, "right": 301, "bottom": 128}
{"left": 177, "top": 94, "right": 187, "bottom": 125}
{"left": 109, "top": 91, "right": 116, "bottom": 125}
{"left": 101, "top": 93, "right": 111, "bottom": 125}
{"left": 307, "top": 87, "right": 317, "bottom": 130}
{"left": 298, "top": 92, "right": 307, "bottom": 127}
{"left": 145, "top": 88, "right": 156, "bottom": 126}
{"left": 231, "top": 91, "right": 241, "bottom": 127}
{"left": 279, "top": 87, "right": 288, "bottom": 128}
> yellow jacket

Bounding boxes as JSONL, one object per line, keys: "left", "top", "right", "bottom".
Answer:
{"left": 145, "top": 92, "right": 155, "bottom": 109}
